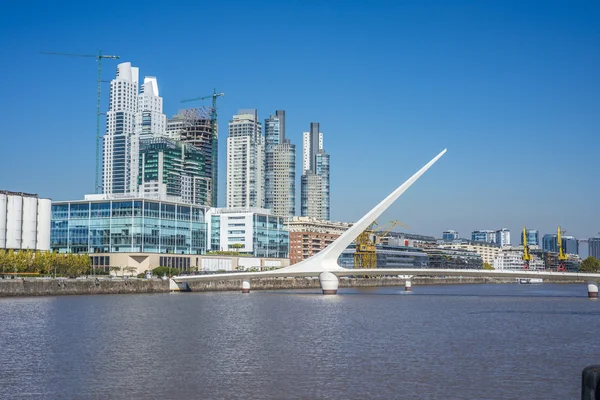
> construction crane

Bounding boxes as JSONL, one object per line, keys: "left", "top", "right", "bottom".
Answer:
{"left": 557, "top": 226, "right": 568, "bottom": 272}
{"left": 353, "top": 220, "right": 410, "bottom": 269}
{"left": 181, "top": 89, "right": 224, "bottom": 206}
{"left": 522, "top": 227, "right": 532, "bottom": 270}
{"left": 42, "top": 50, "right": 120, "bottom": 193}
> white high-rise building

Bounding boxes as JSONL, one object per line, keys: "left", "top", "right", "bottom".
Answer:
{"left": 103, "top": 62, "right": 139, "bottom": 195}
{"left": 495, "top": 228, "right": 511, "bottom": 247}
{"left": 302, "top": 131, "right": 323, "bottom": 173}
{"left": 301, "top": 122, "right": 330, "bottom": 220}
{"left": 130, "top": 77, "right": 166, "bottom": 193}
{"left": 226, "top": 110, "right": 264, "bottom": 208}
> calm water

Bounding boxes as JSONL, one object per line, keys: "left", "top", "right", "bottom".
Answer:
{"left": 1, "top": 284, "right": 599, "bottom": 399}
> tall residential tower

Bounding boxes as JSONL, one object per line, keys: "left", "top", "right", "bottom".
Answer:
{"left": 301, "top": 122, "right": 330, "bottom": 220}
{"left": 226, "top": 110, "right": 264, "bottom": 208}
{"left": 264, "top": 110, "right": 295, "bottom": 217}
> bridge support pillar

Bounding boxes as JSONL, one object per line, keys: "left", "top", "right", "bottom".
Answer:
{"left": 405, "top": 280, "right": 412, "bottom": 292}
{"left": 319, "top": 271, "right": 339, "bottom": 295}
{"left": 242, "top": 279, "right": 251, "bottom": 294}
{"left": 588, "top": 282, "right": 598, "bottom": 299}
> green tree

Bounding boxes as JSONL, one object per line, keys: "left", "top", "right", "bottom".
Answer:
{"left": 109, "top": 266, "right": 122, "bottom": 277}
{"left": 123, "top": 266, "right": 137, "bottom": 277}
{"left": 579, "top": 256, "right": 600, "bottom": 273}
{"left": 152, "top": 266, "right": 173, "bottom": 277}
{"left": 482, "top": 262, "right": 494, "bottom": 270}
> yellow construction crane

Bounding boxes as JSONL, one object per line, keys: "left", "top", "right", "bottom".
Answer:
{"left": 353, "top": 220, "right": 410, "bottom": 269}
{"left": 557, "top": 226, "right": 568, "bottom": 272}
{"left": 522, "top": 227, "right": 532, "bottom": 270}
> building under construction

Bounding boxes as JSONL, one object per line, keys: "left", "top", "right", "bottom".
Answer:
{"left": 167, "top": 108, "right": 218, "bottom": 207}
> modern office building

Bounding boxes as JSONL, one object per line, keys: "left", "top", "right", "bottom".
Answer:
{"left": 130, "top": 76, "right": 167, "bottom": 192}
{"left": 286, "top": 217, "right": 351, "bottom": 264}
{"left": 301, "top": 122, "right": 330, "bottom": 220}
{"left": 495, "top": 228, "right": 511, "bottom": 246}
{"left": 226, "top": 109, "right": 264, "bottom": 208}
{"left": 264, "top": 111, "right": 296, "bottom": 217}
{"left": 423, "top": 247, "right": 483, "bottom": 269}
{"left": 51, "top": 197, "right": 208, "bottom": 255}
{"left": 520, "top": 229, "right": 539, "bottom": 246}
{"left": 137, "top": 137, "right": 209, "bottom": 206}
{"left": 442, "top": 230, "right": 459, "bottom": 241}
{"left": 167, "top": 108, "right": 218, "bottom": 206}
{"left": 542, "top": 234, "right": 558, "bottom": 253}
{"left": 339, "top": 244, "right": 428, "bottom": 269}
{"left": 206, "top": 207, "right": 288, "bottom": 259}
{"left": 471, "top": 230, "right": 496, "bottom": 243}
{"left": 562, "top": 236, "right": 579, "bottom": 255}
{"left": 103, "top": 62, "right": 139, "bottom": 195}
{"left": 0, "top": 191, "right": 51, "bottom": 251}
{"left": 589, "top": 237, "right": 600, "bottom": 259}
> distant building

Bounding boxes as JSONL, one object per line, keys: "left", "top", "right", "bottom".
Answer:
{"left": 422, "top": 247, "right": 483, "bottom": 269}
{"left": 442, "top": 230, "right": 459, "bottom": 241}
{"left": 206, "top": 207, "right": 288, "bottom": 259}
{"left": 520, "top": 229, "right": 539, "bottom": 247}
{"left": 562, "top": 236, "right": 579, "bottom": 255}
{"left": 471, "top": 230, "right": 496, "bottom": 243}
{"left": 301, "top": 123, "right": 330, "bottom": 220}
{"left": 0, "top": 191, "right": 51, "bottom": 251}
{"left": 339, "top": 244, "right": 428, "bottom": 269}
{"left": 226, "top": 110, "right": 264, "bottom": 208}
{"left": 138, "top": 137, "right": 209, "bottom": 206}
{"left": 493, "top": 246, "right": 544, "bottom": 270}
{"left": 589, "top": 238, "right": 600, "bottom": 259}
{"left": 542, "top": 234, "right": 558, "bottom": 253}
{"left": 264, "top": 111, "right": 296, "bottom": 217}
{"left": 285, "top": 217, "right": 351, "bottom": 264}
{"left": 495, "top": 228, "right": 511, "bottom": 246}
{"left": 167, "top": 108, "right": 218, "bottom": 206}
{"left": 439, "top": 240, "right": 500, "bottom": 265}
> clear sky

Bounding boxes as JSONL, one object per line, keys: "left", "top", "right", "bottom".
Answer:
{"left": 1, "top": 0, "right": 599, "bottom": 246}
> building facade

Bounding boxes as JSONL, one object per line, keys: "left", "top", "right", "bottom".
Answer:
{"left": 206, "top": 207, "right": 288, "bottom": 259}
{"left": 103, "top": 62, "right": 139, "bottom": 195}
{"left": 167, "top": 108, "right": 218, "bottom": 206}
{"left": 495, "top": 228, "right": 511, "bottom": 246}
{"left": 51, "top": 198, "right": 208, "bottom": 255}
{"left": 493, "top": 246, "right": 544, "bottom": 270}
{"left": 562, "top": 236, "right": 579, "bottom": 255}
{"left": 542, "top": 234, "right": 558, "bottom": 253}
{"left": 439, "top": 240, "right": 500, "bottom": 265}
{"left": 442, "top": 230, "right": 459, "bottom": 241}
{"left": 137, "top": 137, "right": 208, "bottom": 206}
{"left": 0, "top": 191, "right": 51, "bottom": 251}
{"left": 423, "top": 247, "right": 483, "bottom": 269}
{"left": 521, "top": 229, "right": 539, "bottom": 246}
{"left": 471, "top": 230, "right": 496, "bottom": 243}
{"left": 301, "top": 122, "right": 330, "bottom": 220}
{"left": 339, "top": 244, "right": 428, "bottom": 269}
{"left": 264, "top": 111, "right": 296, "bottom": 217}
{"left": 226, "top": 110, "right": 264, "bottom": 208}
{"left": 286, "top": 216, "right": 351, "bottom": 264}
{"left": 589, "top": 238, "right": 600, "bottom": 260}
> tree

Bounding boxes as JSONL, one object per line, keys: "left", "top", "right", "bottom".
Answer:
{"left": 109, "top": 266, "right": 121, "bottom": 277}
{"left": 482, "top": 262, "right": 494, "bottom": 270}
{"left": 579, "top": 256, "right": 600, "bottom": 273}
{"left": 152, "top": 266, "right": 172, "bottom": 277}
{"left": 123, "top": 266, "right": 137, "bottom": 277}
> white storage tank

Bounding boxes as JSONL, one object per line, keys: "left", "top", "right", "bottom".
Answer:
{"left": 5, "top": 194, "right": 23, "bottom": 249}
{"left": 21, "top": 196, "right": 38, "bottom": 250}
{"left": 0, "top": 193, "right": 6, "bottom": 248}
{"left": 36, "top": 198, "right": 51, "bottom": 251}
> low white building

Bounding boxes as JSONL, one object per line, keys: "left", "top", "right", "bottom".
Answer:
{"left": 0, "top": 190, "right": 51, "bottom": 251}
{"left": 493, "top": 246, "right": 544, "bottom": 270}
{"left": 439, "top": 240, "right": 500, "bottom": 265}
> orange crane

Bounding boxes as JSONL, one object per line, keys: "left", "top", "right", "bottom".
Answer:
{"left": 557, "top": 226, "right": 568, "bottom": 272}
{"left": 522, "top": 227, "right": 532, "bottom": 270}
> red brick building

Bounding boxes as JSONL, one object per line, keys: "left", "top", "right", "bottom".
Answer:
{"left": 285, "top": 217, "right": 351, "bottom": 265}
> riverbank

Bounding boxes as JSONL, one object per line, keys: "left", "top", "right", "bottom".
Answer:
{"left": 0, "top": 276, "right": 588, "bottom": 297}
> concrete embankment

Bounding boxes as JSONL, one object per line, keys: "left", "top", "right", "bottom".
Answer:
{"left": 0, "top": 276, "right": 587, "bottom": 297}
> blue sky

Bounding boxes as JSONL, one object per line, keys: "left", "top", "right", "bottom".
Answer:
{"left": 1, "top": 0, "right": 599, "bottom": 245}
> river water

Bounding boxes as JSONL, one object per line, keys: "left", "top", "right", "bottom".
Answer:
{"left": 1, "top": 284, "right": 599, "bottom": 399}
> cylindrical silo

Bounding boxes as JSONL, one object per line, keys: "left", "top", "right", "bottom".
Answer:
{"left": 36, "top": 198, "right": 51, "bottom": 251}
{"left": 0, "top": 193, "right": 7, "bottom": 248}
{"left": 21, "top": 196, "right": 38, "bottom": 250}
{"left": 5, "top": 194, "right": 23, "bottom": 249}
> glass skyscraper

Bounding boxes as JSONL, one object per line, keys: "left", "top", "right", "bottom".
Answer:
{"left": 589, "top": 238, "right": 600, "bottom": 259}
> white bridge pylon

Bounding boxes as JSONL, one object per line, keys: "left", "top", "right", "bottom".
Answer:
{"left": 173, "top": 148, "right": 600, "bottom": 296}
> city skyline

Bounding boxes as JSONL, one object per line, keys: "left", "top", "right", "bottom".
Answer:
{"left": 1, "top": 1, "right": 599, "bottom": 243}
